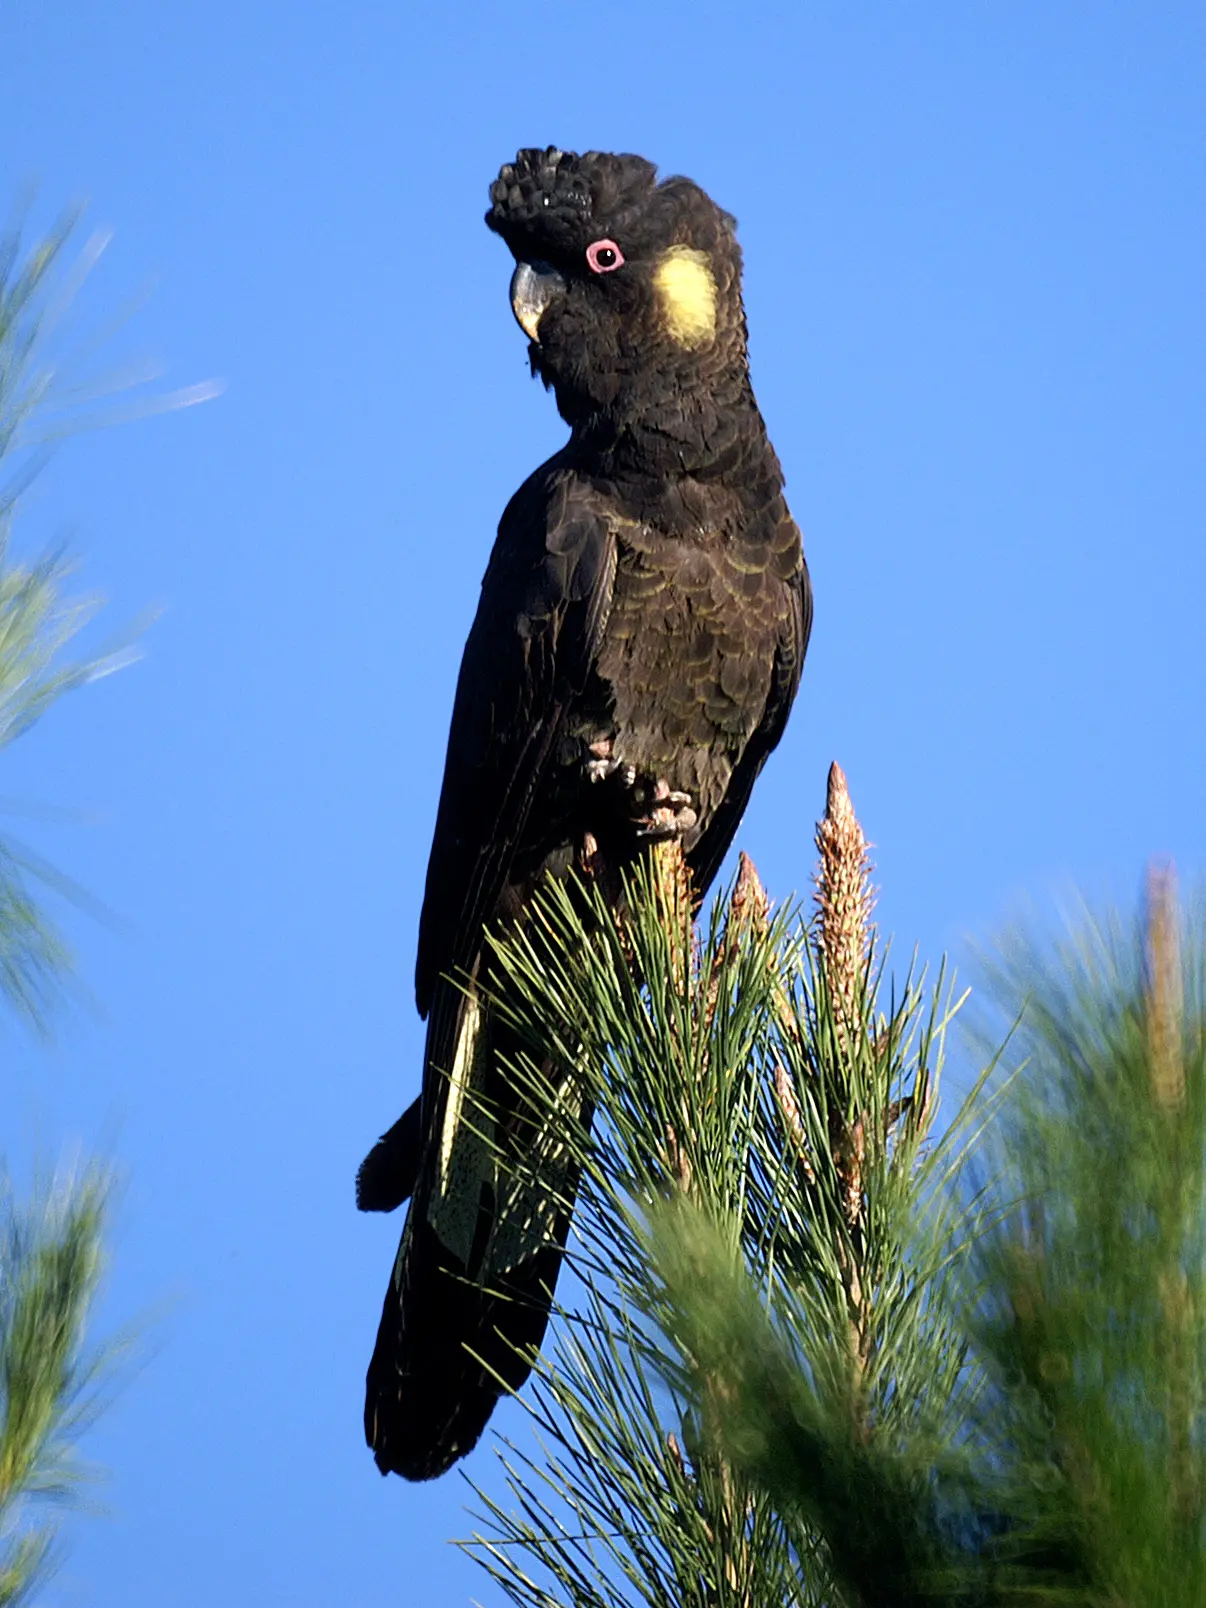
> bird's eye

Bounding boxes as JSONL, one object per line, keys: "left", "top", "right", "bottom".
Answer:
{"left": 585, "top": 238, "right": 624, "bottom": 274}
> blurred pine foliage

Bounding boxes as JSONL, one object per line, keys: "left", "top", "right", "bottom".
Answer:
{"left": 0, "top": 204, "right": 207, "bottom": 1603}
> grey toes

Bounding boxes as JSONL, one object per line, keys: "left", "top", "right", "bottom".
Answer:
{"left": 636, "top": 802, "right": 699, "bottom": 841}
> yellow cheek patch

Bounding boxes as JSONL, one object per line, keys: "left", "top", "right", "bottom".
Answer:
{"left": 653, "top": 246, "right": 718, "bottom": 348}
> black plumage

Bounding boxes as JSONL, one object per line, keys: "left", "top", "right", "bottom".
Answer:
{"left": 358, "top": 147, "right": 812, "bottom": 1480}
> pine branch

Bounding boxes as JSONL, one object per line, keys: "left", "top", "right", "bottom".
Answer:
{"left": 461, "top": 770, "right": 984, "bottom": 1606}
{"left": 0, "top": 1169, "right": 112, "bottom": 1607}
{"left": 0, "top": 197, "right": 203, "bottom": 1600}
{"left": 967, "top": 863, "right": 1206, "bottom": 1605}
{"left": 458, "top": 746, "right": 1206, "bottom": 1607}
{"left": 0, "top": 200, "right": 215, "bottom": 1028}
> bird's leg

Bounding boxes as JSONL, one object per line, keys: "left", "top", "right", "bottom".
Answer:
{"left": 634, "top": 776, "right": 698, "bottom": 841}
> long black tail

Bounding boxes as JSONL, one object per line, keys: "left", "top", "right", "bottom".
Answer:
{"left": 359, "top": 979, "right": 586, "bottom": 1481}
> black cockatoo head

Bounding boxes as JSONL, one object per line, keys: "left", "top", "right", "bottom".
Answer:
{"left": 486, "top": 148, "right": 748, "bottom": 426}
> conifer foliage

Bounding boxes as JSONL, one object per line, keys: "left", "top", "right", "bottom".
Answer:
{"left": 464, "top": 769, "right": 1206, "bottom": 1606}
{"left": 0, "top": 205, "right": 203, "bottom": 1604}
{"left": 463, "top": 765, "right": 981, "bottom": 1606}
{"left": 0, "top": 207, "right": 122, "bottom": 1608}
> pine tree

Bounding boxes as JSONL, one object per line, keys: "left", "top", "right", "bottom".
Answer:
{"left": 461, "top": 767, "right": 1205, "bottom": 1605}
{"left": 460, "top": 765, "right": 988, "bottom": 1605}
{"left": 0, "top": 206, "right": 209, "bottom": 1604}
{"left": 0, "top": 206, "right": 125, "bottom": 1608}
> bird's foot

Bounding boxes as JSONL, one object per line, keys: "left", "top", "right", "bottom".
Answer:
{"left": 636, "top": 779, "right": 698, "bottom": 841}
{"left": 584, "top": 736, "right": 635, "bottom": 789}
{"left": 584, "top": 739, "right": 696, "bottom": 841}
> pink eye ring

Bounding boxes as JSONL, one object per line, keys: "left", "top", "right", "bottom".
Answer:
{"left": 585, "top": 238, "right": 624, "bottom": 274}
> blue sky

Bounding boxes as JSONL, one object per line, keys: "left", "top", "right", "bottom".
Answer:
{"left": 4, "top": 2, "right": 1204, "bottom": 1602}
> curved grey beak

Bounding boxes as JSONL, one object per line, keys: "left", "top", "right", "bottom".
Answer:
{"left": 509, "top": 260, "right": 565, "bottom": 342}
